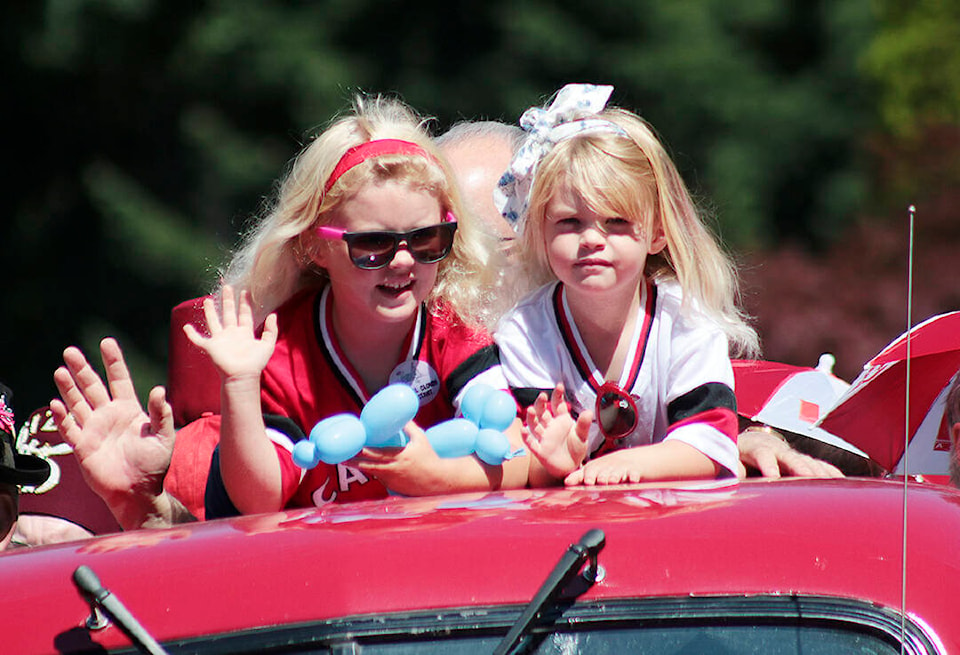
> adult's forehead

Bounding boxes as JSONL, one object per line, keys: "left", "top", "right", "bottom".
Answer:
{"left": 440, "top": 136, "right": 515, "bottom": 237}
{"left": 442, "top": 129, "right": 512, "bottom": 162}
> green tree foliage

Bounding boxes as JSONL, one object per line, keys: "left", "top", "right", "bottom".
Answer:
{"left": 499, "top": 0, "right": 875, "bottom": 247}
{"left": 860, "top": 0, "right": 960, "bottom": 208}
{"left": 864, "top": 0, "right": 960, "bottom": 136}
{"left": 4, "top": 0, "right": 880, "bottom": 412}
{"left": 5, "top": 1, "right": 365, "bottom": 410}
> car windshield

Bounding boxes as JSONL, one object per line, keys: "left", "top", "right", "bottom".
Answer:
{"left": 359, "top": 624, "right": 900, "bottom": 655}
{"left": 153, "top": 597, "right": 929, "bottom": 655}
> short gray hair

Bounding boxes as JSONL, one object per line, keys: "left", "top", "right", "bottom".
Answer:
{"left": 436, "top": 120, "right": 525, "bottom": 154}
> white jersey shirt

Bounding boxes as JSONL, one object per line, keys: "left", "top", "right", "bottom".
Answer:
{"left": 495, "top": 279, "right": 739, "bottom": 475}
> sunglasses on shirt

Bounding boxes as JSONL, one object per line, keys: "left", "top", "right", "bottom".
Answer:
{"left": 316, "top": 212, "right": 458, "bottom": 270}
{"left": 595, "top": 381, "right": 639, "bottom": 445}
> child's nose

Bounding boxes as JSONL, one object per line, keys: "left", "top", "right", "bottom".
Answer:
{"left": 388, "top": 241, "right": 417, "bottom": 267}
{"left": 580, "top": 225, "right": 607, "bottom": 248}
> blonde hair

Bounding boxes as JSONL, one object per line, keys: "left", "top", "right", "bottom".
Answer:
{"left": 519, "top": 107, "right": 759, "bottom": 357}
{"left": 220, "top": 95, "right": 495, "bottom": 328}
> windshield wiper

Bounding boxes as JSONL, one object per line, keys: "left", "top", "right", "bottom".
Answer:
{"left": 493, "top": 528, "right": 606, "bottom": 655}
{"left": 73, "top": 565, "right": 170, "bottom": 655}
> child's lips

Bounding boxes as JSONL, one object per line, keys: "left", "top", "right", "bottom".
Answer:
{"left": 575, "top": 258, "right": 611, "bottom": 268}
{"left": 377, "top": 280, "right": 415, "bottom": 296}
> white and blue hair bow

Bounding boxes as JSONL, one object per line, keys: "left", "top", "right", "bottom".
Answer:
{"left": 494, "top": 83, "right": 627, "bottom": 233}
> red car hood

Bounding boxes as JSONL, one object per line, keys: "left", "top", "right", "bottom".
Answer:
{"left": 2, "top": 477, "right": 958, "bottom": 653}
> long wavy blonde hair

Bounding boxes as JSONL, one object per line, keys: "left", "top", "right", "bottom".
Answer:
{"left": 518, "top": 107, "right": 759, "bottom": 357}
{"left": 219, "top": 95, "right": 496, "bottom": 329}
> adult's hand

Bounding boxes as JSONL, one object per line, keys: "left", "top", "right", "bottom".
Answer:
{"left": 50, "top": 337, "right": 188, "bottom": 530}
{"left": 737, "top": 427, "right": 843, "bottom": 479}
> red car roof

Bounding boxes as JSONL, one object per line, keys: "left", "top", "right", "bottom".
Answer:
{"left": 2, "top": 477, "right": 958, "bottom": 653}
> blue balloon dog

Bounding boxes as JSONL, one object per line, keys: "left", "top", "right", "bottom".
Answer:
{"left": 292, "top": 383, "right": 525, "bottom": 469}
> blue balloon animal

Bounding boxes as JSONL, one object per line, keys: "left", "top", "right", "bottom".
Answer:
{"left": 292, "top": 383, "right": 524, "bottom": 469}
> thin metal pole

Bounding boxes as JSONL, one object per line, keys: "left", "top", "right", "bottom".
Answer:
{"left": 901, "top": 204, "right": 915, "bottom": 654}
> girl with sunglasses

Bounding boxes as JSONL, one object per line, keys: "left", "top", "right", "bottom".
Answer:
{"left": 184, "top": 96, "right": 525, "bottom": 517}
{"left": 494, "top": 84, "right": 759, "bottom": 488}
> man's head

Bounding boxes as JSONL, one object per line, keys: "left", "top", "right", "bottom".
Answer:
{"left": 1, "top": 384, "right": 51, "bottom": 549}
{"left": 437, "top": 121, "right": 524, "bottom": 246}
{"left": 946, "top": 372, "right": 960, "bottom": 488}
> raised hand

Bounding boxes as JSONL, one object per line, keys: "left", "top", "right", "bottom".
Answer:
{"left": 183, "top": 285, "right": 279, "bottom": 382}
{"left": 523, "top": 383, "right": 591, "bottom": 485}
{"left": 183, "top": 285, "right": 282, "bottom": 516}
{"left": 50, "top": 337, "right": 178, "bottom": 530}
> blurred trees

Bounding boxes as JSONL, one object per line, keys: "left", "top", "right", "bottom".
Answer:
{"left": 861, "top": 0, "right": 960, "bottom": 207}
{"left": 864, "top": 0, "right": 960, "bottom": 138}
{"left": 747, "top": 0, "right": 960, "bottom": 379}
{"left": 3, "top": 0, "right": 957, "bottom": 411}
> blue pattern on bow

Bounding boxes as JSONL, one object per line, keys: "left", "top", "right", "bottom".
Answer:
{"left": 494, "top": 84, "right": 626, "bottom": 233}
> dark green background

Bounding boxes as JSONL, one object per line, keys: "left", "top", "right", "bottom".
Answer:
{"left": 4, "top": 0, "right": 959, "bottom": 414}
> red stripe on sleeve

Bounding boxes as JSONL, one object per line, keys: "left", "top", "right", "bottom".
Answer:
{"left": 667, "top": 406, "right": 739, "bottom": 443}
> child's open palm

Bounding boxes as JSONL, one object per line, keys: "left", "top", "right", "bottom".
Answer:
{"left": 523, "top": 383, "right": 591, "bottom": 482}
{"left": 183, "top": 285, "right": 278, "bottom": 381}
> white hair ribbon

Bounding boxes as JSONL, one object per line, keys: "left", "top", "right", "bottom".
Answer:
{"left": 494, "top": 83, "right": 627, "bottom": 233}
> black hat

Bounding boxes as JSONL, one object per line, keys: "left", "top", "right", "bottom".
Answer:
{"left": 0, "top": 384, "right": 51, "bottom": 487}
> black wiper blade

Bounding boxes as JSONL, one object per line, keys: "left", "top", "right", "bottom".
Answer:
{"left": 493, "top": 528, "right": 606, "bottom": 655}
{"left": 73, "top": 565, "right": 170, "bottom": 655}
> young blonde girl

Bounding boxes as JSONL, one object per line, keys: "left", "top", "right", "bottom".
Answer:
{"left": 494, "top": 84, "right": 758, "bottom": 487}
{"left": 186, "top": 96, "right": 525, "bottom": 516}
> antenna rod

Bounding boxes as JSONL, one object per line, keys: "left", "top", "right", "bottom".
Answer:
{"left": 901, "top": 204, "right": 915, "bottom": 653}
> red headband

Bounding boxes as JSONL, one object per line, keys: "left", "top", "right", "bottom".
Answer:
{"left": 324, "top": 139, "right": 434, "bottom": 193}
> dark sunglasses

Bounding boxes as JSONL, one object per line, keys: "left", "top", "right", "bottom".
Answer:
{"left": 595, "top": 382, "right": 639, "bottom": 444}
{"left": 317, "top": 212, "right": 458, "bottom": 270}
